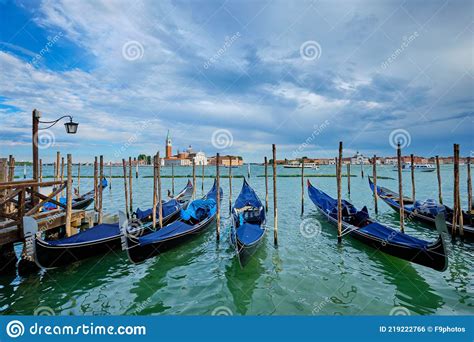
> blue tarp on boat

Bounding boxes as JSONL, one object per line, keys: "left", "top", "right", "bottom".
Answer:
{"left": 138, "top": 221, "right": 194, "bottom": 245}
{"left": 307, "top": 182, "right": 356, "bottom": 217}
{"left": 180, "top": 198, "right": 216, "bottom": 221}
{"left": 359, "top": 222, "right": 429, "bottom": 248}
{"left": 135, "top": 199, "right": 181, "bottom": 220}
{"left": 47, "top": 223, "right": 120, "bottom": 246}
{"left": 237, "top": 223, "right": 264, "bottom": 245}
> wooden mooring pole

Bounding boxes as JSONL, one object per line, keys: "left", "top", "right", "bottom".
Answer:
{"left": 158, "top": 152, "right": 163, "bottom": 229}
{"left": 77, "top": 163, "right": 81, "bottom": 195}
{"left": 410, "top": 154, "right": 416, "bottom": 202}
{"left": 216, "top": 153, "right": 220, "bottom": 242}
{"left": 109, "top": 162, "right": 112, "bottom": 190}
{"left": 201, "top": 163, "right": 205, "bottom": 195}
{"left": 467, "top": 157, "right": 472, "bottom": 218}
{"left": 347, "top": 163, "right": 351, "bottom": 196}
{"left": 122, "top": 159, "right": 129, "bottom": 219}
{"left": 397, "top": 143, "right": 405, "bottom": 233}
{"left": 436, "top": 155, "right": 443, "bottom": 204}
{"left": 55, "top": 151, "right": 60, "bottom": 202}
{"left": 360, "top": 163, "right": 364, "bottom": 178}
{"left": 229, "top": 156, "right": 232, "bottom": 214}
{"left": 272, "top": 144, "right": 278, "bottom": 246}
{"left": 134, "top": 157, "right": 138, "bottom": 178}
{"left": 65, "top": 154, "right": 73, "bottom": 236}
{"left": 129, "top": 156, "right": 133, "bottom": 215}
{"left": 192, "top": 159, "right": 196, "bottom": 199}
{"left": 94, "top": 156, "right": 98, "bottom": 212}
{"left": 373, "top": 154, "right": 378, "bottom": 214}
{"left": 452, "top": 144, "right": 463, "bottom": 238}
{"left": 39, "top": 159, "right": 42, "bottom": 183}
{"left": 337, "top": 142, "right": 343, "bottom": 243}
{"left": 301, "top": 157, "right": 305, "bottom": 215}
{"left": 264, "top": 156, "right": 269, "bottom": 212}
{"left": 98, "top": 155, "right": 104, "bottom": 224}
{"left": 171, "top": 163, "right": 175, "bottom": 196}
{"left": 152, "top": 154, "right": 157, "bottom": 229}
{"left": 60, "top": 157, "right": 64, "bottom": 195}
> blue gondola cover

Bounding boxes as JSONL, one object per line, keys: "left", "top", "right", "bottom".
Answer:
{"left": 47, "top": 223, "right": 120, "bottom": 246}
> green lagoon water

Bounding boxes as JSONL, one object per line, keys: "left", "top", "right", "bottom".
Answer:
{"left": 0, "top": 164, "right": 472, "bottom": 316}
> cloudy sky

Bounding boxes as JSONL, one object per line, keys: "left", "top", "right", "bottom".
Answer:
{"left": 0, "top": 0, "right": 472, "bottom": 162}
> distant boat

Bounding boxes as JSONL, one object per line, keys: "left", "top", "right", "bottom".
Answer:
{"left": 284, "top": 163, "right": 319, "bottom": 169}
{"left": 392, "top": 163, "right": 435, "bottom": 172}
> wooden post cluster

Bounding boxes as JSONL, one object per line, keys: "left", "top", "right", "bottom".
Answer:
{"left": 436, "top": 155, "right": 443, "bottom": 204}
{"left": 301, "top": 157, "right": 305, "bottom": 215}
{"left": 410, "top": 154, "right": 416, "bottom": 202}
{"left": 272, "top": 144, "right": 278, "bottom": 246}
{"left": 452, "top": 144, "right": 464, "bottom": 238}
{"left": 337, "top": 142, "right": 343, "bottom": 243}
{"left": 372, "top": 154, "right": 378, "bottom": 214}
{"left": 397, "top": 143, "right": 405, "bottom": 233}
{"left": 264, "top": 157, "right": 269, "bottom": 212}
{"left": 216, "top": 153, "right": 220, "bottom": 241}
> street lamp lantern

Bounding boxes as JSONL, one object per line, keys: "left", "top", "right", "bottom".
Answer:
{"left": 64, "top": 119, "right": 79, "bottom": 134}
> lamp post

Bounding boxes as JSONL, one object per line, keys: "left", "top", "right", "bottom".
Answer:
{"left": 32, "top": 109, "right": 78, "bottom": 204}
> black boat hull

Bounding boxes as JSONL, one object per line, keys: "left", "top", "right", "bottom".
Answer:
{"left": 236, "top": 236, "right": 264, "bottom": 267}
{"left": 125, "top": 215, "right": 216, "bottom": 264}
{"left": 368, "top": 178, "right": 474, "bottom": 240}
{"left": 35, "top": 236, "right": 121, "bottom": 268}
{"left": 33, "top": 208, "right": 182, "bottom": 269}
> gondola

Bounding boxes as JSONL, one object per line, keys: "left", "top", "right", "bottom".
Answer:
{"left": 22, "top": 181, "right": 194, "bottom": 269}
{"left": 230, "top": 179, "right": 266, "bottom": 266}
{"left": 368, "top": 177, "right": 474, "bottom": 240}
{"left": 122, "top": 180, "right": 222, "bottom": 264}
{"left": 307, "top": 180, "right": 448, "bottom": 271}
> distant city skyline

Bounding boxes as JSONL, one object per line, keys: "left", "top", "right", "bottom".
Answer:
{"left": 0, "top": 1, "right": 472, "bottom": 163}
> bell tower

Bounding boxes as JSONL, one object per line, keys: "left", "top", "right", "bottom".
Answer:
{"left": 166, "top": 130, "right": 172, "bottom": 158}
